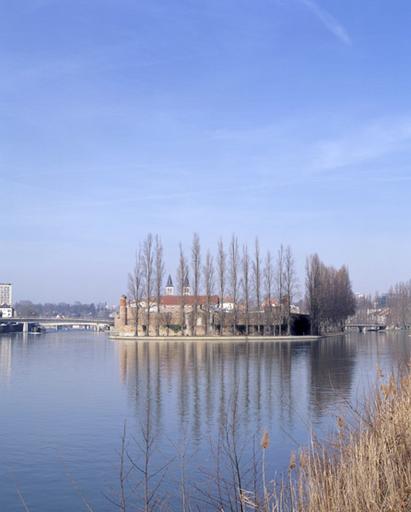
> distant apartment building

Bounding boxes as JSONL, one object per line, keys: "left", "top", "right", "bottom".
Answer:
{"left": 0, "top": 306, "right": 13, "bottom": 318}
{"left": 0, "top": 283, "right": 12, "bottom": 307}
{"left": 0, "top": 283, "right": 13, "bottom": 318}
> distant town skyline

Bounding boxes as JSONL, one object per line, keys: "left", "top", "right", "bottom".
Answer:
{"left": 2, "top": 1, "right": 411, "bottom": 303}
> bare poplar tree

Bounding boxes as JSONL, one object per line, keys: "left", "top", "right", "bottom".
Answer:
{"left": 217, "top": 238, "right": 226, "bottom": 335}
{"left": 154, "top": 235, "right": 165, "bottom": 336}
{"left": 305, "top": 253, "right": 322, "bottom": 335}
{"left": 177, "top": 244, "right": 189, "bottom": 335}
{"left": 284, "top": 245, "right": 298, "bottom": 335}
{"left": 229, "top": 235, "right": 239, "bottom": 335}
{"left": 252, "top": 238, "right": 262, "bottom": 335}
{"left": 128, "top": 246, "right": 143, "bottom": 336}
{"left": 263, "top": 250, "right": 274, "bottom": 335}
{"left": 203, "top": 250, "right": 215, "bottom": 335}
{"left": 191, "top": 233, "right": 201, "bottom": 336}
{"left": 275, "top": 244, "right": 285, "bottom": 335}
{"left": 242, "top": 244, "right": 250, "bottom": 336}
{"left": 142, "top": 234, "right": 154, "bottom": 336}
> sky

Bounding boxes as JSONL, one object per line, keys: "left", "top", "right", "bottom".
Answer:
{"left": 1, "top": 0, "right": 411, "bottom": 303}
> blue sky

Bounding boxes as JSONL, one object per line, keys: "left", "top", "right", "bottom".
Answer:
{"left": 1, "top": 0, "right": 411, "bottom": 303}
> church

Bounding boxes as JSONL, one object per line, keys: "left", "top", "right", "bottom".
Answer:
{"left": 114, "top": 274, "right": 220, "bottom": 336}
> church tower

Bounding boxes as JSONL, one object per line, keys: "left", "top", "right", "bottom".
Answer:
{"left": 165, "top": 274, "right": 175, "bottom": 296}
{"left": 183, "top": 275, "right": 191, "bottom": 296}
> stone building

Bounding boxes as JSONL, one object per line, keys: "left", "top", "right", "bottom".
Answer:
{"left": 114, "top": 275, "right": 219, "bottom": 336}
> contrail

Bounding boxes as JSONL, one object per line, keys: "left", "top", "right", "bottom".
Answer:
{"left": 301, "top": 0, "right": 352, "bottom": 46}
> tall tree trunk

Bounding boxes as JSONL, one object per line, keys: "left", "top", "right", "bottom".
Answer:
{"left": 203, "top": 250, "right": 215, "bottom": 336}
{"left": 253, "top": 238, "right": 262, "bottom": 335}
{"left": 177, "top": 244, "right": 188, "bottom": 336}
{"left": 154, "top": 235, "right": 165, "bottom": 336}
{"left": 242, "top": 244, "right": 250, "bottom": 336}
{"left": 128, "top": 247, "right": 143, "bottom": 336}
{"left": 191, "top": 233, "right": 201, "bottom": 336}
{"left": 229, "top": 235, "right": 239, "bottom": 336}
{"left": 143, "top": 234, "right": 154, "bottom": 336}
{"left": 263, "top": 251, "right": 274, "bottom": 336}
{"left": 217, "top": 239, "right": 226, "bottom": 336}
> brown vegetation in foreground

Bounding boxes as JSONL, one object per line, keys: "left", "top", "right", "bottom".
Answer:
{"left": 248, "top": 364, "right": 411, "bottom": 512}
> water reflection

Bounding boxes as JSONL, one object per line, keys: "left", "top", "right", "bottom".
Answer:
{"left": 0, "top": 335, "right": 13, "bottom": 384}
{"left": 118, "top": 334, "right": 410, "bottom": 451}
{"left": 118, "top": 338, "right": 361, "bottom": 449}
{"left": 309, "top": 335, "right": 357, "bottom": 419}
{"left": 0, "top": 332, "right": 409, "bottom": 511}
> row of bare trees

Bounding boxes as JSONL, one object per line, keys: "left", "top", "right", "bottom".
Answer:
{"left": 128, "top": 235, "right": 357, "bottom": 336}
{"left": 128, "top": 235, "right": 165, "bottom": 336}
{"left": 128, "top": 234, "right": 299, "bottom": 336}
{"left": 305, "top": 254, "right": 356, "bottom": 335}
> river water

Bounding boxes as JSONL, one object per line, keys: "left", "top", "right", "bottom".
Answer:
{"left": 0, "top": 331, "right": 409, "bottom": 511}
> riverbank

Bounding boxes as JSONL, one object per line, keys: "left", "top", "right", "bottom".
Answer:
{"left": 109, "top": 334, "right": 320, "bottom": 342}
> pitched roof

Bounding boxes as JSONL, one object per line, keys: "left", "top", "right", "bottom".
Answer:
{"left": 160, "top": 295, "right": 219, "bottom": 306}
{"left": 166, "top": 274, "right": 174, "bottom": 287}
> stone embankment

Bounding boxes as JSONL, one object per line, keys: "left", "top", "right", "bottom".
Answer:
{"left": 110, "top": 334, "right": 320, "bottom": 342}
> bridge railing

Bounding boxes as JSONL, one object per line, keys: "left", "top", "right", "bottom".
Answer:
{"left": 1, "top": 317, "right": 114, "bottom": 325}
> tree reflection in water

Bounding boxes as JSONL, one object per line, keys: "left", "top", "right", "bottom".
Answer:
{"left": 116, "top": 336, "right": 369, "bottom": 507}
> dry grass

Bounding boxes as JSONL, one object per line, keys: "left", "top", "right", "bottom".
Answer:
{"left": 246, "top": 363, "right": 411, "bottom": 512}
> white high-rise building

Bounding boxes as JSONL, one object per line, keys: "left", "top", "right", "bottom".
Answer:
{"left": 0, "top": 283, "right": 12, "bottom": 306}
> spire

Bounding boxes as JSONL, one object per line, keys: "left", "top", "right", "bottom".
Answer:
{"left": 165, "top": 274, "right": 175, "bottom": 296}
{"left": 183, "top": 275, "right": 191, "bottom": 296}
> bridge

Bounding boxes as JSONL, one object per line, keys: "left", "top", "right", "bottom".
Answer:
{"left": 0, "top": 317, "right": 114, "bottom": 333}
{"left": 345, "top": 322, "right": 387, "bottom": 333}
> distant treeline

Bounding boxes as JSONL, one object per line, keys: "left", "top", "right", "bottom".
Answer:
{"left": 14, "top": 301, "right": 112, "bottom": 319}
{"left": 128, "top": 233, "right": 356, "bottom": 336}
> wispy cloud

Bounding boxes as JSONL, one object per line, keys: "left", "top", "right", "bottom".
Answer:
{"left": 208, "top": 114, "right": 411, "bottom": 181}
{"left": 309, "top": 117, "right": 411, "bottom": 172}
{"left": 300, "top": 0, "right": 351, "bottom": 46}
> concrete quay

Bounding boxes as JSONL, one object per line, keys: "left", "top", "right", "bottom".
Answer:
{"left": 110, "top": 334, "right": 320, "bottom": 342}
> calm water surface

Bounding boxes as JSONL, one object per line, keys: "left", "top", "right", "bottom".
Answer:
{"left": 0, "top": 331, "right": 409, "bottom": 510}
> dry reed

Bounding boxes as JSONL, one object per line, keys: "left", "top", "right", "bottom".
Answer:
{"left": 246, "top": 363, "right": 411, "bottom": 512}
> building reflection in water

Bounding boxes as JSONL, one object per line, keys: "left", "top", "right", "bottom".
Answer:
{"left": 0, "top": 336, "right": 13, "bottom": 385}
{"left": 0, "top": 334, "right": 33, "bottom": 385}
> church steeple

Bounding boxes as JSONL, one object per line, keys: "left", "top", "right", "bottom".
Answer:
{"left": 183, "top": 275, "right": 191, "bottom": 296}
{"left": 165, "top": 274, "right": 175, "bottom": 296}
